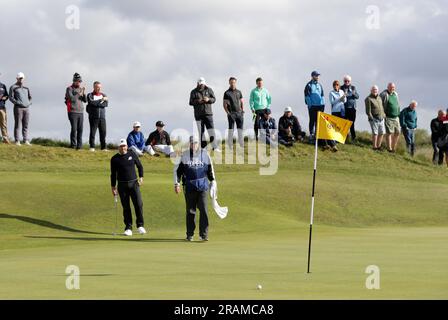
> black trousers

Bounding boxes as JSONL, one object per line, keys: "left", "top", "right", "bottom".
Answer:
{"left": 227, "top": 112, "right": 244, "bottom": 146}
{"left": 432, "top": 139, "right": 445, "bottom": 165}
{"left": 184, "top": 190, "right": 208, "bottom": 238}
{"left": 89, "top": 116, "right": 107, "bottom": 149}
{"left": 308, "top": 105, "right": 325, "bottom": 137}
{"left": 195, "top": 115, "right": 216, "bottom": 149}
{"left": 253, "top": 109, "right": 266, "bottom": 140}
{"left": 68, "top": 113, "right": 83, "bottom": 149}
{"left": 118, "top": 180, "right": 144, "bottom": 230}
{"left": 344, "top": 108, "right": 357, "bottom": 140}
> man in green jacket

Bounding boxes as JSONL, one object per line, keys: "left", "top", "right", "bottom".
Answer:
{"left": 399, "top": 101, "right": 418, "bottom": 156}
{"left": 380, "top": 83, "right": 401, "bottom": 152}
{"left": 249, "top": 77, "right": 271, "bottom": 140}
{"left": 365, "top": 85, "right": 386, "bottom": 150}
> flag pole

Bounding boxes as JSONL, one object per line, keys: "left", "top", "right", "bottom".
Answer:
{"left": 307, "top": 112, "right": 320, "bottom": 273}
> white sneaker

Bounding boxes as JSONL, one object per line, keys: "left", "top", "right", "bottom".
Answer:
{"left": 15, "top": 141, "right": 21, "bottom": 146}
{"left": 102, "top": 149, "right": 109, "bottom": 152}
{"left": 137, "top": 227, "right": 147, "bottom": 235}
{"left": 124, "top": 229, "right": 133, "bottom": 236}
{"left": 213, "top": 147, "right": 222, "bottom": 153}
{"left": 89, "top": 148, "right": 95, "bottom": 152}
{"left": 24, "top": 141, "right": 31, "bottom": 146}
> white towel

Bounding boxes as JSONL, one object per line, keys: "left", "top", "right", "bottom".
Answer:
{"left": 209, "top": 181, "right": 228, "bottom": 219}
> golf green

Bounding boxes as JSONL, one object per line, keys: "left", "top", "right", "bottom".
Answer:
{"left": 0, "top": 141, "right": 447, "bottom": 299}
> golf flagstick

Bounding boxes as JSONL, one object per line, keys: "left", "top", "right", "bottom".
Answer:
{"left": 307, "top": 113, "right": 320, "bottom": 274}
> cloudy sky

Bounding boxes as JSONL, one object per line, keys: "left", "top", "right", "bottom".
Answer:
{"left": 0, "top": 0, "right": 447, "bottom": 142}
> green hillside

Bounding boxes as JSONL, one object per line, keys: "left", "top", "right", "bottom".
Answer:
{"left": 0, "top": 138, "right": 447, "bottom": 299}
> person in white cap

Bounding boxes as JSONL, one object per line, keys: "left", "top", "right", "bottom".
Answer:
{"left": 9, "top": 72, "right": 32, "bottom": 146}
{"left": 278, "top": 106, "right": 306, "bottom": 147}
{"left": 110, "top": 138, "right": 146, "bottom": 236}
{"left": 189, "top": 77, "right": 219, "bottom": 151}
{"left": 0, "top": 73, "right": 10, "bottom": 144}
{"left": 126, "top": 121, "right": 150, "bottom": 156}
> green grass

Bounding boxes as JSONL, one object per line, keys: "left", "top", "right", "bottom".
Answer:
{"left": 0, "top": 139, "right": 447, "bottom": 299}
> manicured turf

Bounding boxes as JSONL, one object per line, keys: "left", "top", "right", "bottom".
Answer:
{"left": 0, "top": 140, "right": 447, "bottom": 299}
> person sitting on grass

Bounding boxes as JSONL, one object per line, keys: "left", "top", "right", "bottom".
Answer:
{"left": 278, "top": 106, "right": 306, "bottom": 147}
{"left": 127, "top": 121, "right": 150, "bottom": 156}
{"left": 258, "top": 108, "right": 277, "bottom": 146}
{"left": 145, "top": 120, "right": 174, "bottom": 157}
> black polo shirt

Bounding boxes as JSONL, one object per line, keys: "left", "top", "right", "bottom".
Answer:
{"left": 223, "top": 88, "right": 243, "bottom": 113}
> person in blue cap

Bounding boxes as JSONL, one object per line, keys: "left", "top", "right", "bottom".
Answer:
{"left": 304, "top": 71, "right": 325, "bottom": 143}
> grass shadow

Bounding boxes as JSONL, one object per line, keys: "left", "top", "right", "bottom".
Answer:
{"left": 24, "top": 235, "right": 187, "bottom": 242}
{"left": 0, "top": 213, "right": 109, "bottom": 235}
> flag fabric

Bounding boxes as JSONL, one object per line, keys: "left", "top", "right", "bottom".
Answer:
{"left": 316, "top": 112, "right": 353, "bottom": 144}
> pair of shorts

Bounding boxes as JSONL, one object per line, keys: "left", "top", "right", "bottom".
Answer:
{"left": 369, "top": 118, "right": 385, "bottom": 135}
{"left": 385, "top": 117, "right": 401, "bottom": 134}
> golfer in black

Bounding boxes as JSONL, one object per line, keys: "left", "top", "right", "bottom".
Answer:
{"left": 174, "top": 136, "right": 215, "bottom": 241}
{"left": 111, "top": 139, "right": 146, "bottom": 236}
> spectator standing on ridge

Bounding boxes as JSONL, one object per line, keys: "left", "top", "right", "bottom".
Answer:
{"left": 10, "top": 72, "right": 32, "bottom": 146}
{"left": 65, "top": 73, "right": 86, "bottom": 150}
{"left": 189, "top": 77, "right": 219, "bottom": 151}
{"left": 365, "top": 85, "right": 386, "bottom": 151}
{"left": 399, "top": 101, "right": 418, "bottom": 156}
{"left": 304, "top": 71, "right": 325, "bottom": 144}
{"left": 340, "top": 75, "right": 359, "bottom": 142}
{"left": 0, "top": 74, "right": 9, "bottom": 144}
{"left": 223, "top": 77, "right": 244, "bottom": 148}
{"left": 86, "top": 81, "right": 108, "bottom": 152}
{"left": 380, "top": 82, "right": 401, "bottom": 153}
{"left": 250, "top": 77, "right": 271, "bottom": 141}
{"left": 431, "top": 110, "right": 446, "bottom": 165}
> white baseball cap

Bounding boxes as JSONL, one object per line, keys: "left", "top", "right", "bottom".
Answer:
{"left": 17, "top": 72, "right": 25, "bottom": 79}
{"left": 119, "top": 139, "right": 127, "bottom": 147}
{"left": 197, "top": 77, "right": 206, "bottom": 85}
{"left": 133, "top": 121, "right": 141, "bottom": 128}
{"left": 284, "top": 106, "right": 293, "bottom": 113}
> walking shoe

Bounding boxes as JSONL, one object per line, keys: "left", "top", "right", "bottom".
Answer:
{"left": 15, "top": 141, "right": 21, "bottom": 146}
{"left": 2, "top": 138, "right": 10, "bottom": 144}
{"left": 102, "top": 149, "right": 109, "bottom": 152}
{"left": 186, "top": 236, "right": 193, "bottom": 242}
{"left": 89, "top": 148, "right": 95, "bottom": 152}
{"left": 331, "top": 146, "right": 338, "bottom": 152}
{"left": 199, "top": 236, "right": 209, "bottom": 242}
{"left": 137, "top": 227, "right": 147, "bottom": 235}
{"left": 213, "top": 147, "right": 222, "bottom": 153}
{"left": 124, "top": 229, "right": 133, "bottom": 236}
{"left": 24, "top": 141, "right": 31, "bottom": 146}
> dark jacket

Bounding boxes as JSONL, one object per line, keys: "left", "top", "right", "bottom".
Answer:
{"left": 146, "top": 129, "right": 171, "bottom": 146}
{"left": 189, "top": 86, "right": 216, "bottom": 119}
{"left": 340, "top": 84, "right": 359, "bottom": 109}
{"left": 278, "top": 114, "right": 302, "bottom": 137}
{"left": 86, "top": 92, "right": 108, "bottom": 119}
{"left": 0, "top": 82, "right": 8, "bottom": 108}
{"left": 110, "top": 150, "right": 143, "bottom": 187}
{"left": 259, "top": 117, "right": 277, "bottom": 135}
{"left": 399, "top": 106, "right": 417, "bottom": 130}
{"left": 65, "top": 85, "right": 86, "bottom": 114}
{"left": 431, "top": 117, "right": 444, "bottom": 141}
{"left": 9, "top": 83, "right": 32, "bottom": 108}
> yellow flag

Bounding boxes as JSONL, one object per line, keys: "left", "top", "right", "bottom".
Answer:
{"left": 316, "top": 112, "right": 353, "bottom": 144}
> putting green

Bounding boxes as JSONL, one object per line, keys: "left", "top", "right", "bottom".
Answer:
{"left": 0, "top": 141, "right": 447, "bottom": 299}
